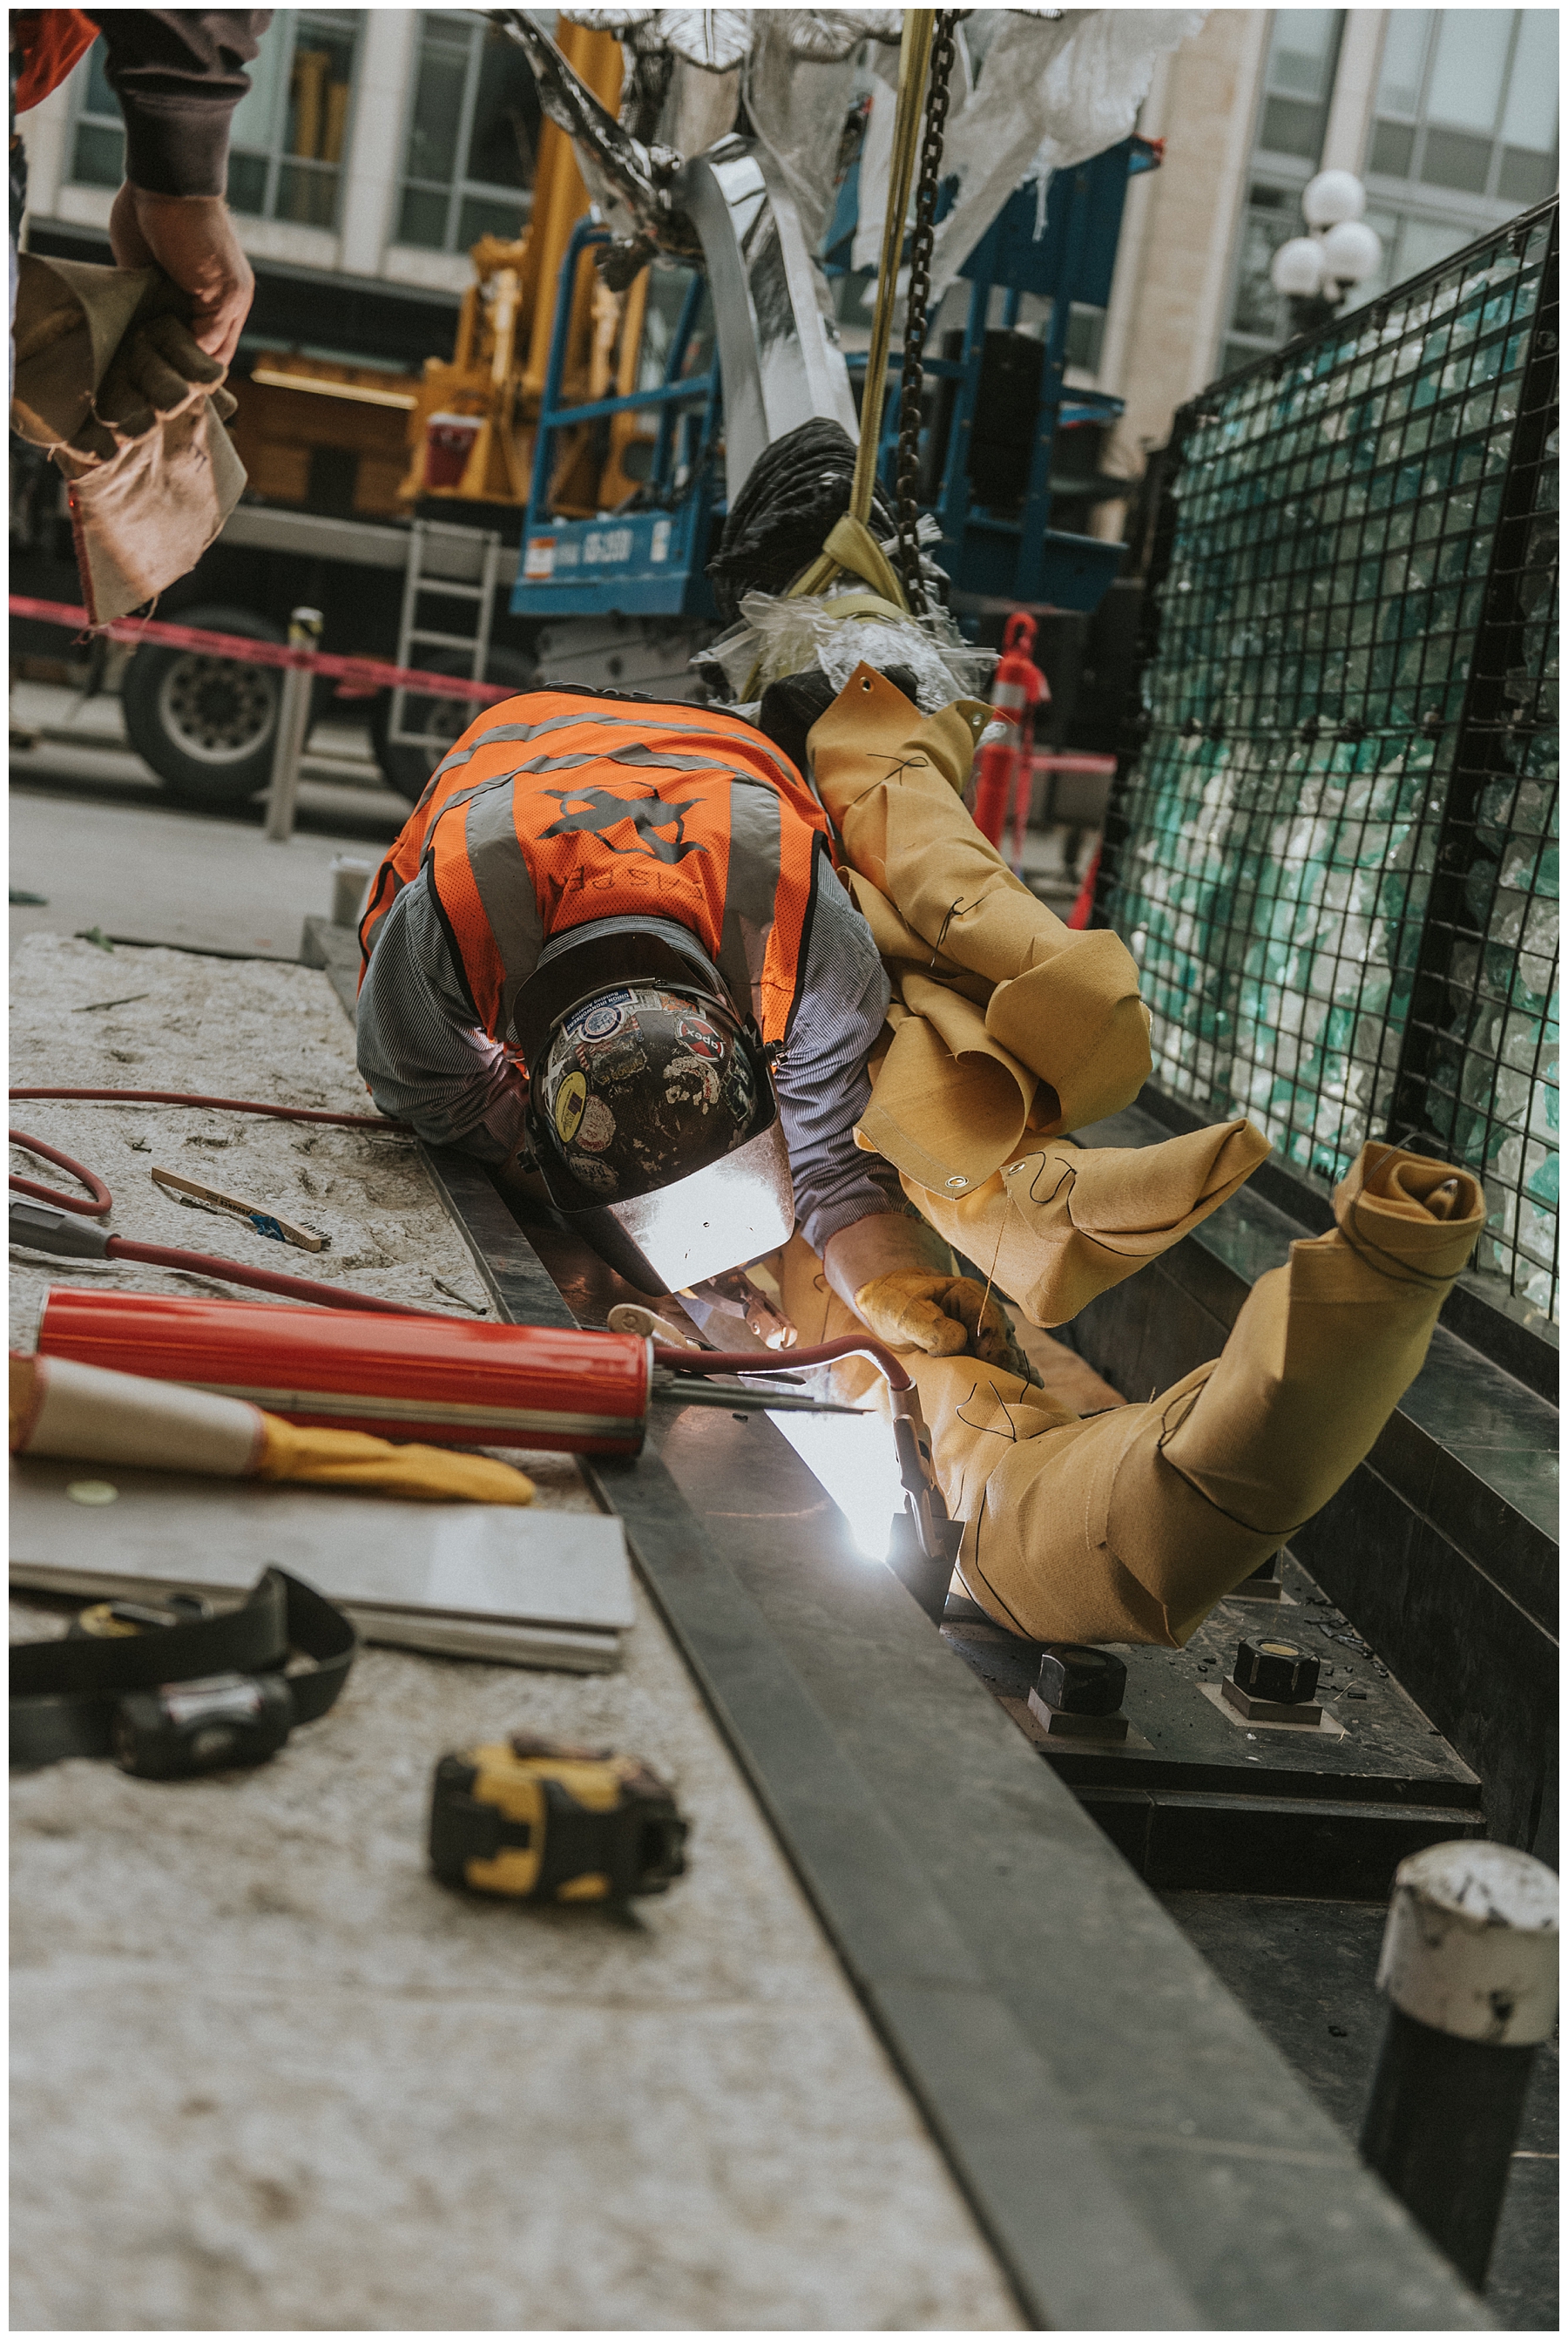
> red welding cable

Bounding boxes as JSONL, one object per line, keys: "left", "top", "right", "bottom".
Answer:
{"left": 10, "top": 1087, "right": 410, "bottom": 1131}
{"left": 652, "top": 1337, "right": 913, "bottom": 1391}
{"left": 8, "top": 1131, "right": 112, "bottom": 1216}
{"left": 10, "top": 1132, "right": 441, "bottom": 1317}
{"left": 102, "top": 1237, "right": 439, "bottom": 1316}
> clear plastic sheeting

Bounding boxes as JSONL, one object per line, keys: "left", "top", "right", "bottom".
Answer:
{"left": 923, "top": 10, "right": 1204, "bottom": 304}
{"left": 704, "top": 587, "right": 996, "bottom": 713}
{"left": 560, "top": 10, "right": 901, "bottom": 74}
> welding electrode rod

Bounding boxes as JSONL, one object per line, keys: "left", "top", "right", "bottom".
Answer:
{"left": 1358, "top": 1843, "right": 1558, "bottom": 2289}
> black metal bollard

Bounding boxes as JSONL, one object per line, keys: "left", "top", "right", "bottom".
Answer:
{"left": 1359, "top": 1841, "right": 1558, "bottom": 2290}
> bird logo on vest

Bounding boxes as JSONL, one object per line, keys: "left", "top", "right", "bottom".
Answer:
{"left": 540, "top": 786, "right": 708, "bottom": 865}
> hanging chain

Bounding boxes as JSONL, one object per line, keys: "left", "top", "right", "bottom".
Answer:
{"left": 891, "top": 11, "right": 959, "bottom": 618}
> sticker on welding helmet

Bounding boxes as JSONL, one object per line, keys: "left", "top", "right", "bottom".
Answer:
{"left": 554, "top": 1069, "right": 587, "bottom": 1143}
{"left": 576, "top": 1095, "right": 616, "bottom": 1153}
{"left": 578, "top": 1031, "right": 646, "bottom": 1086}
{"left": 675, "top": 1017, "right": 723, "bottom": 1061}
{"left": 568, "top": 1153, "right": 618, "bottom": 1194}
{"left": 722, "top": 1058, "right": 755, "bottom": 1126}
{"left": 666, "top": 1053, "right": 720, "bottom": 1109}
{"left": 578, "top": 1002, "right": 625, "bottom": 1040}
{"left": 565, "top": 989, "right": 635, "bottom": 1038}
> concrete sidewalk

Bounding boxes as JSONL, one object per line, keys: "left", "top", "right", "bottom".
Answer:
{"left": 10, "top": 683, "right": 408, "bottom": 961}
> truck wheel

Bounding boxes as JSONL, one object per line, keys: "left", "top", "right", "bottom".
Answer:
{"left": 370, "top": 646, "right": 537, "bottom": 803}
{"left": 121, "top": 605, "right": 294, "bottom": 812}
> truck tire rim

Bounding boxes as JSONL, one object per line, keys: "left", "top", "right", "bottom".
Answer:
{"left": 405, "top": 689, "right": 470, "bottom": 768}
{"left": 158, "top": 655, "right": 277, "bottom": 765}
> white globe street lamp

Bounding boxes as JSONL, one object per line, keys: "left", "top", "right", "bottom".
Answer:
{"left": 1302, "top": 168, "right": 1367, "bottom": 229}
{"left": 1268, "top": 172, "right": 1382, "bottom": 334}
{"left": 1270, "top": 236, "right": 1328, "bottom": 298}
{"left": 1321, "top": 218, "right": 1382, "bottom": 287}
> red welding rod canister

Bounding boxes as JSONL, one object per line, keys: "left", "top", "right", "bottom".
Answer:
{"left": 36, "top": 1288, "right": 650, "bottom": 1456}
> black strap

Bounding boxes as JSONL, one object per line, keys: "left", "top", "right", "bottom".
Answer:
{"left": 10, "top": 1570, "right": 357, "bottom": 1769}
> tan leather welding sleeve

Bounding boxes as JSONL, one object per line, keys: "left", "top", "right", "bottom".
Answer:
{"left": 906, "top": 1117, "right": 1274, "bottom": 1326}
{"left": 945, "top": 1146, "right": 1484, "bottom": 1647}
{"left": 807, "top": 663, "right": 1152, "bottom": 1140}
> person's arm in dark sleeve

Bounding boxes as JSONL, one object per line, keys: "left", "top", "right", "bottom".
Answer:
{"left": 89, "top": 11, "right": 268, "bottom": 195}
{"left": 356, "top": 871, "right": 531, "bottom": 1167}
{"left": 88, "top": 12, "right": 271, "bottom": 363}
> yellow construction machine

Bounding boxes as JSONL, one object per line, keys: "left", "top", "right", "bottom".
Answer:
{"left": 397, "top": 21, "right": 650, "bottom": 517}
{"left": 227, "top": 23, "right": 643, "bottom": 528}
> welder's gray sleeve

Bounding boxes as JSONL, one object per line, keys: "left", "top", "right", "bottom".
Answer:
{"left": 355, "top": 875, "right": 529, "bottom": 1166}
{"left": 774, "top": 869, "right": 904, "bottom": 1257}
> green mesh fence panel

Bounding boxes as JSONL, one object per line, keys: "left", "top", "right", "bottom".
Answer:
{"left": 1100, "top": 200, "right": 1558, "bottom": 1324}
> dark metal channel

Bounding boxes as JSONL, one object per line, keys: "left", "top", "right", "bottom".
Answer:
{"left": 423, "top": 1143, "right": 1490, "bottom": 2332}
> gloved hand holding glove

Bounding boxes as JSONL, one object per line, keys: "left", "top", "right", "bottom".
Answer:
{"left": 821, "top": 1210, "right": 1035, "bottom": 1382}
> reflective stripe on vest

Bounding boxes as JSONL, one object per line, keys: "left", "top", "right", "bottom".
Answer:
{"left": 358, "top": 692, "right": 834, "bottom": 1048}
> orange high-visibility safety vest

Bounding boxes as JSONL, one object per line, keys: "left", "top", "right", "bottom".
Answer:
{"left": 359, "top": 690, "right": 836, "bottom": 1050}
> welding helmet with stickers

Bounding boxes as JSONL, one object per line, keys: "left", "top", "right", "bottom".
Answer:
{"left": 515, "top": 930, "right": 794, "bottom": 1295}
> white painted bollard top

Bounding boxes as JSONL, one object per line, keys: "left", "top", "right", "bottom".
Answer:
{"left": 1376, "top": 1841, "right": 1558, "bottom": 2046}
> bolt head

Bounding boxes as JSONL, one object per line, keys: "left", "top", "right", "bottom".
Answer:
{"left": 1036, "top": 1642, "right": 1127, "bottom": 1717}
{"left": 1233, "top": 1635, "right": 1320, "bottom": 1705}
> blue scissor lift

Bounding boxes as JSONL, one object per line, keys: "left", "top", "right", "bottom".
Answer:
{"left": 512, "top": 135, "right": 1158, "bottom": 633}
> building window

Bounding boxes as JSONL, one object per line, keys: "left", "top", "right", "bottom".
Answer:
{"left": 67, "top": 40, "right": 127, "bottom": 188}
{"left": 396, "top": 13, "right": 544, "bottom": 253}
{"left": 1255, "top": 7, "right": 1344, "bottom": 163}
{"left": 226, "top": 11, "right": 360, "bottom": 228}
{"left": 1219, "top": 10, "right": 1345, "bottom": 375}
{"left": 1367, "top": 10, "right": 1558, "bottom": 209}
{"left": 68, "top": 12, "right": 361, "bottom": 229}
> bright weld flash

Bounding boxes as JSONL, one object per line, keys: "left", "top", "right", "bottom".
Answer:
{"left": 766, "top": 1404, "right": 905, "bottom": 1562}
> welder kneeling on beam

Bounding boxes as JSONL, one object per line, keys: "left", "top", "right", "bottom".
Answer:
{"left": 356, "top": 421, "right": 1484, "bottom": 1654}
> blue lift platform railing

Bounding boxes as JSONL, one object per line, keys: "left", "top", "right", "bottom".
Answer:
{"left": 513, "top": 218, "right": 722, "bottom": 620}
{"left": 513, "top": 134, "right": 1159, "bottom": 629}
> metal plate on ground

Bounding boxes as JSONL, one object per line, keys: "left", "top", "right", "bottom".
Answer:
{"left": 941, "top": 1550, "right": 1483, "bottom": 1897}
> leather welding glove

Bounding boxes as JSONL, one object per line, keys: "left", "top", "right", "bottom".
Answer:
{"left": 10, "top": 1351, "right": 535, "bottom": 1505}
{"left": 86, "top": 313, "right": 236, "bottom": 453}
{"left": 821, "top": 1209, "right": 1034, "bottom": 1381}
{"left": 252, "top": 1417, "right": 536, "bottom": 1505}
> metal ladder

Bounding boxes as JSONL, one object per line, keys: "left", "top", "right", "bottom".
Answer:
{"left": 386, "top": 517, "right": 503, "bottom": 757}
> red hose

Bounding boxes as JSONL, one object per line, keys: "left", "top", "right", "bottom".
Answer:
{"left": 10, "top": 1113, "right": 440, "bottom": 1317}
{"left": 10, "top": 1087, "right": 409, "bottom": 1131}
{"left": 103, "top": 1237, "right": 438, "bottom": 1316}
{"left": 652, "top": 1337, "right": 913, "bottom": 1392}
{"left": 9, "top": 1133, "right": 112, "bottom": 1217}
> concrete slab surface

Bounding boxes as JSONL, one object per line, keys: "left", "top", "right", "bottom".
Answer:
{"left": 9, "top": 937, "right": 1022, "bottom": 2332}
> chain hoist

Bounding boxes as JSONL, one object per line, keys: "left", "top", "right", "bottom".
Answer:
{"left": 891, "top": 10, "right": 959, "bottom": 616}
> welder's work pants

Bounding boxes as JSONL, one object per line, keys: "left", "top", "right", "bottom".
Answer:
{"left": 781, "top": 1146, "right": 1484, "bottom": 1649}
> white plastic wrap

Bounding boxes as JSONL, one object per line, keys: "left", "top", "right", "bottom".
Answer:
{"left": 561, "top": 9, "right": 900, "bottom": 76}
{"left": 926, "top": 10, "right": 1205, "bottom": 305}
{"left": 704, "top": 588, "right": 995, "bottom": 713}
